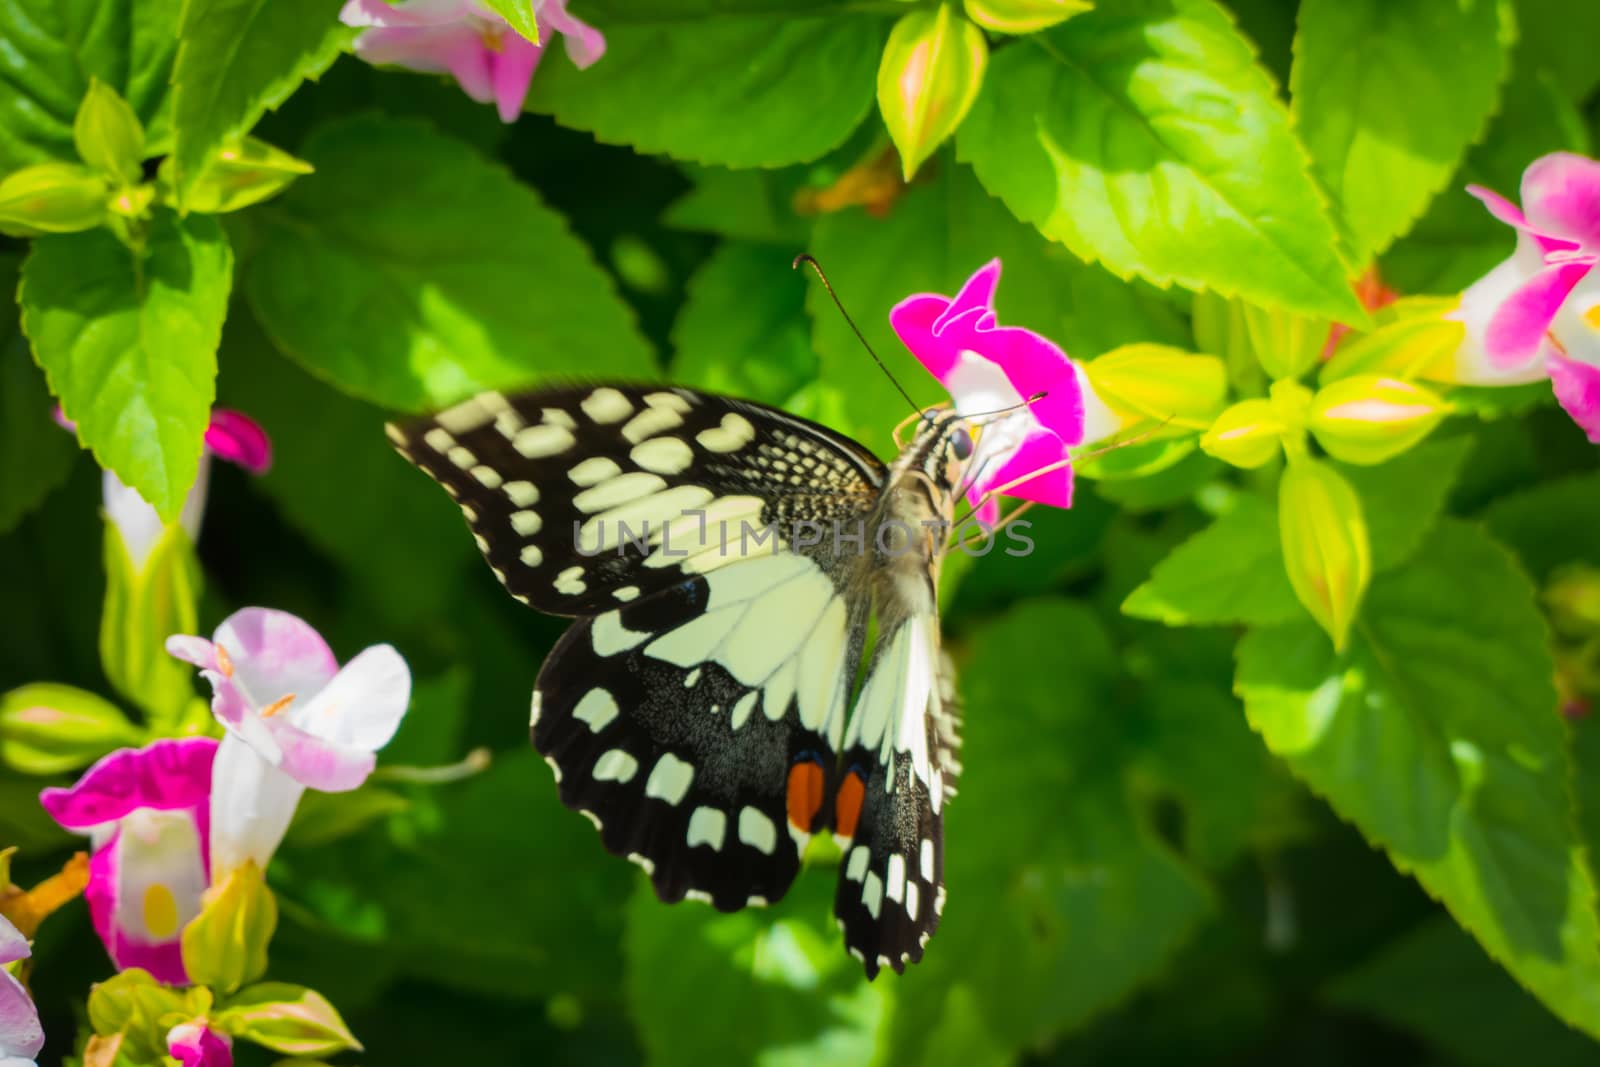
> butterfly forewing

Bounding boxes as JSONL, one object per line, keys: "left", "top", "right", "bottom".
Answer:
{"left": 387, "top": 385, "right": 885, "bottom": 616}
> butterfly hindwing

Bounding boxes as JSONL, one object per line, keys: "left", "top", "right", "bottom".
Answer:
{"left": 533, "top": 553, "right": 869, "bottom": 909}
{"left": 833, "top": 615, "right": 961, "bottom": 977}
{"left": 387, "top": 385, "right": 885, "bottom": 616}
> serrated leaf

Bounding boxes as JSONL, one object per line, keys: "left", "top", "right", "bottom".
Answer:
{"left": 1236, "top": 521, "right": 1600, "bottom": 1038}
{"left": 1122, "top": 493, "right": 1304, "bottom": 627}
{"left": 527, "top": 2, "right": 887, "bottom": 168}
{"left": 19, "top": 210, "right": 231, "bottom": 520}
{"left": 1484, "top": 471, "right": 1600, "bottom": 582}
{"left": 0, "top": 0, "right": 182, "bottom": 170}
{"left": 957, "top": 0, "right": 1364, "bottom": 323}
{"left": 170, "top": 0, "right": 350, "bottom": 201}
{"left": 247, "top": 114, "right": 653, "bottom": 410}
{"left": 1290, "top": 0, "right": 1513, "bottom": 267}
{"left": 1340, "top": 433, "right": 1472, "bottom": 571}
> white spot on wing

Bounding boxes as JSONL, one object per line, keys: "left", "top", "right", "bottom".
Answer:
{"left": 593, "top": 749, "right": 638, "bottom": 783}
{"left": 863, "top": 871, "right": 883, "bottom": 919}
{"left": 886, "top": 854, "right": 906, "bottom": 904}
{"left": 574, "top": 472, "right": 668, "bottom": 514}
{"left": 729, "top": 690, "right": 758, "bottom": 731}
{"left": 505, "top": 480, "right": 539, "bottom": 507}
{"left": 569, "top": 456, "right": 622, "bottom": 487}
{"left": 644, "top": 752, "right": 694, "bottom": 805}
{"left": 555, "top": 565, "right": 586, "bottom": 596}
{"left": 905, "top": 881, "right": 920, "bottom": 921}
{"left": 738, "top": 806, "right": 777, "bottom": 854}
{"left": 630, "top": 437, "right": 694, "bottom": 475}
{"left": 581, "top": 388, "right": 633, "bottom": 424}
{"left": 696, "top": 412, "right": 755, "bottom": 453}
{"left": 920, "top": 838, "right": 934, "bottom": 882}
{"left": 687, "top": 806, "right": 726, "bottom": 850}
{"left": 512, "top": 424, "right": 574, "bottom": 458}
{"left": 573, "top": 689, "right": 619, "bottom": 733}
{"left": 613, "top": 585, "right": 640, "bottom": 602}
{"left": 592, "top": 612, "right": 650, "bottom": 656}
{"left": 621, "top": 406, "right": 684, "bottom": 444}
{"left": 471, "top": 465, "right": 502, "bottom": 488}
{"left": 520, "top": 544, "right": 543, "bottom": 567}
{"left": 511, "top": 510, "right": 542, "bottom": 536}
{"left": 846, "top": 845, "right": 869, "bottom": 882}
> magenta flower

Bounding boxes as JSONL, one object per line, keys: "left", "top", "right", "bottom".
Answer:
{"left": 890, "top": 259, "right": 1085, "bottom": 523}
{"left": 39, "top": 738, "right": 218, "bottom": 985}
{"left": 1, "top": 913, "right": 43, "bottom": 1066}
{"left": 167, "top": 609, "right": 411, "bottom": 876}
{"left": 166, "top": 1020, "right": 233, "bottom": 1067}
{"left": 341, "top": 0, "right": 605, "bottom": 123}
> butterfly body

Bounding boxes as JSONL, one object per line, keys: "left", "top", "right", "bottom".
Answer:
{"left": 389, "top": 384, "right": 973, "bottom": 976}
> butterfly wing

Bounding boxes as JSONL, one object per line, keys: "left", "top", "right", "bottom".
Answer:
{"left": 390, "top": 384, "right": 886, "bottom": 909}
{"left": 387, "top": 385, "right": 885, "bottom": 616}
{"left": 832, "top": 612, "right": 963, "bottom": 978}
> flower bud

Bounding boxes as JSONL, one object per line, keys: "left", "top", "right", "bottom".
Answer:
{"left": 1078, "top": 344, "right": 1228, "bottom": 443}
{"left": 1245, "top": 304, "right": 1330, "bottom": 381}
{"left": 181, "top": 862, "right": 277, "bottom": 996}
{"left": 1307, "top": 375, "right": 1450, "bottom": 465}
{"left": 167, "top": 1019, "right": 235, "bottom": 1067}
{"left": 213, "top": 983, "right": 362, "bottom": 1058}
{"left": 1279, "top": 457, "right": 1371, "bottom": 651}
{"left": 88, "top": 969, "right": 210, "bottom": 1065}
{"left": 1200, "top": 399, "right": 1285, "bottom": 469}
{"left": 963, "top": 0, "right": 1091, "bottom": 33}
{"left": 0, "top": 162, "right": 109, "bottom": 237}
{"left": 877, "top": 6, "right": 988, "bottom": 180}
{"left": 168, "top": 137, "right": 314, "bottom": 214}
{"left": 0, "top": 683, "right": 141, "bottom": 775}
{"left": 73, "top": 78, "right": 145, "bottom": 184}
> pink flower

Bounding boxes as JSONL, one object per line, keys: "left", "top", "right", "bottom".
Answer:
{"left": 38, "top": 738, "right": 218, "bottom": 985}
{"left": 167, "top": 609, "right": 411, "bottom": 876}
{"left": 341, "top": 0, "right": 605, "bottom": 123}
{"left": 166, "top": 1020, "right": 233, "bottom": 1067}
{"left": 1467, "top": 153, "right": 1600, "bottom": 368}
{"left": 1, "top": 913, "right": 43, "bottom": 1066}
{"left": 890, "top": 259, "right": 1085, "bottom": 523}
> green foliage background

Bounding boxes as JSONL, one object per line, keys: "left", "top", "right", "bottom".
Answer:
{"left": 4, "top": 0, "right": 1600, "bottom": 1063}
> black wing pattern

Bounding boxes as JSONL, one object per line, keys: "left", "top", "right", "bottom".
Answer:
{"left": 390, "top": 385, "right": 885, "bottom": 912}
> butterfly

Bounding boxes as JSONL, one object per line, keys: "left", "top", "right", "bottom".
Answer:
{"left": 388, "top": 383, "right": 980, "bottom": 976}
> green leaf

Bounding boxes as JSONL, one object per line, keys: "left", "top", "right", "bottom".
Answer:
{"left": 1122, "top": 493, "right": 1304, "bottom": 628}
{"left": 88, "top": 968, "right": 208, "bottom": 1063}
{"left": 1339, "top": 434, "right": 1472, "bottom": 572}
{"left": 248, "top": 114, "right": 653, "bottom": 410}
{"left": 1484, "top": 472, "right": 1600, "bottom": 582}
{"left": 20, "top": 210, "right": 231, "bottom": 520}
{"left": 1516, "top": 0, "right": 1600, "bottom": 101}
{"left": 170, "top": 0, "right": 350, "bottom": 202}
{"left": 889, "top": 600, "right": 1212, "bottom": 1057}
{"left": 957, "top": 0, "right": 1364, "bottom": 323}
{"left": 1236, "top": 521, "right": 1600, "bottom": 1038}
{"left": 0, "top": 0, "right": 182, "bottom": 170}
{"left": 1289, "top": 0, "right": 1513, "bottom": 266}
{"left": 0, "top": 681, "right": 141, "bottom": 775}
{"left": 669, "top": 241, "right": 815, "bottom": 407}
{"left": 0, "top": 257, "right": 76, "bottom": 534}
{"left": 480, "top": 0, "right": 537, "bottom": 42}
{"left": 1326, "top": 916, "right": 1600, "bottom": 1067}
{"left": 664, "top": 165, "right": 810, "bottom": 244}
{"left": 807, "top": 162, "right": 1189, "bottom": 453}
{"left": 527, "top": 3, "right": 887, "bottom": 167}
{"left": 624, "top": 875, "right": 888, "bottom": 1067}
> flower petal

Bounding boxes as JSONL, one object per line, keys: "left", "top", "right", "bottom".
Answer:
{"left": 1467, "top": 183, "right": 1529, "bottom": 230}
{"left": 934, "top": 259, "right": 1002, "bottom": 332}
{"left": 103, "top": 810, "right": 206, "bottom": 984}
{"left": 290, "top": 645, "right": 412, "bottom": 751}
{"left": 1522, "top": 152, "right": 1600, "bottom": 251}
{"left": 543, "top": 0, "right": 606, "bottom": 67}
{"left": 208, "top": 736, "right": 305, "bottom": 878}
{"left": 269, "top": 720, "right": 377, "bottom": 793}
{"left": 1550, "top": 355, "right": 1600, "bottom": 443}
{"left": 102, "top": 470, "right": 166, "bottom": 572}
{"left": 40, "top": 738, "right": 217, "bottom": 830}
{"left": 489, "top": 33, "right": 543, "bottom": 122}
{"left": 211, "top": 608, "right": 340, "bottom": 709}
{"left": 971, "top": 429, "right": 1074, "bottom": 510}
{"left": 204, "top": 410, "right": 272, "bottom": 474}
{"left": 341, "top": 0, "right": 476, "bottom": 28}
{"left": 890, "top": 293, "right": 963, "bottom": 383}
{"left": 0, "top": 917, "right": 25, "bottom": 968}
{"left": 0, "top": 968, "right": 43, "bottom": 1060}
{"left": 1482, "top": 261, "right": 1592, "bottom": 367}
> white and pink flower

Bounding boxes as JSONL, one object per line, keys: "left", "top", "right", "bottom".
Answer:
{"left": 1, "top": 912, "right": 43, "bottom": 1067}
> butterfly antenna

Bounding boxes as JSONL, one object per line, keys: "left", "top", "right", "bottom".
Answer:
{"left": 793, "top": 252, "right": 924, "bottom": 419}
{"left": 966, "top": 391, "right": 1048, "bottom": 422}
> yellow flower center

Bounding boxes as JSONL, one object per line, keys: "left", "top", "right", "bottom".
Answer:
{"left": 1583, "top": 303, "right": 1600, "bottom": 331}
{"left": 143, "top": 883, "right": 179, "bottom": 939}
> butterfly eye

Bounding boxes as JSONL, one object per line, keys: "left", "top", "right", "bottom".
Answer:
{"left": 950, "top": 427, "right": 974, "bottom": 460}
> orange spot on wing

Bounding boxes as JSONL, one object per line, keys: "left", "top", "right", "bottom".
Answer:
{"left": 834, "top": 770, "right": 865, "bottom": 841}
{"left": 787, "top": 760, "right": 825, "bottom": 832}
